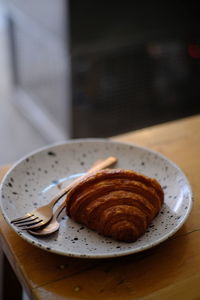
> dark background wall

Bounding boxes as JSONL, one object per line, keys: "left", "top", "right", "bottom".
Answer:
{"left": 6, "top": 0, "right": 200, "bottom": 140}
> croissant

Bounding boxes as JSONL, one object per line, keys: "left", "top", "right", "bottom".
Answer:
{"left": 66, "top": 168, "right": 164, "bottom": 242}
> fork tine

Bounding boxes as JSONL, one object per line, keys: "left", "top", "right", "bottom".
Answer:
{"left": 11, "top": 213, "right": 33, "bottom": 224}
{"left": 17, "top": 219, "right": 44, "bottom": 229}
{"left": 12, "top": 215, "right": 38, "bottom": 225}
{"left": 19, "top": 220, "right": 46, "bottom": 230}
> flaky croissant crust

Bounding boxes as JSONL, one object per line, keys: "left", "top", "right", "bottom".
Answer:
{"left": 66, "top": 168, "right": 164, "bottom": 242}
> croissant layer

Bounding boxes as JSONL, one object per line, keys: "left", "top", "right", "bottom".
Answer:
{"left": 66, "top": 168, "right": 164, "bottom": 242}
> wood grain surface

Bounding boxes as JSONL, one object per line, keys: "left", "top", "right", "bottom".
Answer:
{"left": 0, "top": 114, "right": 199, "bottom": 299}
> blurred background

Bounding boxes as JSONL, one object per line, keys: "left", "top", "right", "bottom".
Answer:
{"left": 0, "top": 0, "right": 200, "bottom": 165}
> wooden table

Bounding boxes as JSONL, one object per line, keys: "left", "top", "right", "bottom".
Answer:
{"left": 0, "top": 114, "right": 200, "bottom": 300}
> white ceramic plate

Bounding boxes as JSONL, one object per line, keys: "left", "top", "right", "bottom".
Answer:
{"left": 0, "top": 139, "right": 192, "bottom": 258}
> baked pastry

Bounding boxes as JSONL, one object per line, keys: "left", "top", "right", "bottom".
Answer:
{"left": 66, "top": 168, "right": 164, "bottom": 242}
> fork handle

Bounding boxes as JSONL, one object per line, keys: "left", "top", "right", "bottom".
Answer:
{"left": 52, "top": 200, "right": 66, "bottom": 220}
{"left": 47, "top": 156, "right": 117, "bottom": 209}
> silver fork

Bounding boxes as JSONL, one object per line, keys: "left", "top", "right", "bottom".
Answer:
{"left": 28, "top": 200, "right": 66, "bottom": 236}
{"left": 11, "top": 156, "right": 117, "bottom": 230}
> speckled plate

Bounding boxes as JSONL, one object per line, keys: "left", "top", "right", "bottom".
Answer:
{"left": 0, "top": 139, "right": 192, "bottom": 258}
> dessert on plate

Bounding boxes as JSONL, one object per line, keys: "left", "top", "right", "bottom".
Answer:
{"left": 66, "top": 168, "right": 164, "bottom": 242}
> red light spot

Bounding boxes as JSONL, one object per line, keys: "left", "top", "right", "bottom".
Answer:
{"left": 188, "top": 44, "right": 200, "bottom": 59}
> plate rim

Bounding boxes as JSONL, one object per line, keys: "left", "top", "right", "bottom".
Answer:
{"left": 0, "top": 138, "right": 193, "bottom": 258}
